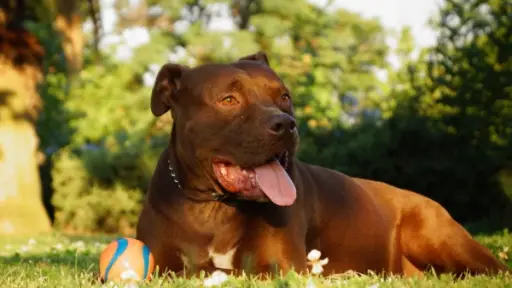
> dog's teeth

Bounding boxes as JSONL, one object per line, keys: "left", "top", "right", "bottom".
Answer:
{"left": 220, "top": 167, "right": 227, "bottom": 176}
{"left": 250, "top": 174, "right": 257, "bottom": 186}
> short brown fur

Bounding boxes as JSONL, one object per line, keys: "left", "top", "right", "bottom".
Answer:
{"left": 136, "top": 52, "right": 510, "bottom": 278}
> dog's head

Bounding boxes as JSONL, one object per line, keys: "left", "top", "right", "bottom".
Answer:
{"left": 151, "top": 51, "right": 299, "bottom": 206}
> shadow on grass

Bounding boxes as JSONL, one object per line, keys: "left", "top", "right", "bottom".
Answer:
{"left": 0, "top": 250, "right": 99, "bottom": 272}
{"left": 0, "top": 234, "right": 120, "bottom": 274}
{"left": 0, "top": 250, "right": 104, "bottom": 286}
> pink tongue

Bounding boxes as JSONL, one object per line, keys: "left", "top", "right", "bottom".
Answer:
{"left": 254, "top": 160, "right": 297, "bottom": 206}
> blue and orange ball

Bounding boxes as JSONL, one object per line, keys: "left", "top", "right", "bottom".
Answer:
{"left": 99, "top": 237, "right": 155, "bottom": 282}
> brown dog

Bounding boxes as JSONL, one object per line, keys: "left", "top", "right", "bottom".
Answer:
{"left": 136, "top": 51, "right": 510, "bottom": 277}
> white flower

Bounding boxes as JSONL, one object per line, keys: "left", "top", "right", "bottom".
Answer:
{"left": 203, "top": 270, "right": 228, "bottom": 287}
{"left": 307, "top": 249, "right": 329, "bottom": 275}
{"left": 368, "top": 284, "right": 379, "bottom": 288}
{"left": 28, "top": 238, "right": 36, "bottom": 245}
{"left": 4, "top": 244, "right": 12, "bottom": 250}
{"left": 311, "top": 262, "right": 327, "bottom": 275}
{"left": 53, "top": 243, "right": 64, "bottom": 251}
{"left": 307, "top": 249, "right": 321, "bottom": 261}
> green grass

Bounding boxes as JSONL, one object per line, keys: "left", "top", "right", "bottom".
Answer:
{"left": 0, "top": 231, "right": 511, "bottom": 287}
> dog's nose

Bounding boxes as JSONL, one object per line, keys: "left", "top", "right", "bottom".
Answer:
{"left": 267, "top": 113, "right": 296, "bottom": 136}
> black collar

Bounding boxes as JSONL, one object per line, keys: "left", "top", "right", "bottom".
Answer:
{"left": 166, "top": 151, "right": 230, "bottom": 203}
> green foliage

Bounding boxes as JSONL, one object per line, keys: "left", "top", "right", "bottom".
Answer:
{"left": 40, "top": 0, "right": 393, "bottom": 233}
{"left": 48, "top": 42, "right": 173, "bottom": 231}
{"left": 27, "top": 0, "right": 511, "bottom": 233}
{"left": 67, "top": 63, "right": 151, "bottom": 145}
{"left": 20, "top": 19, "right": 72, "bottom": 153}
{"left": 51, "top": 140, "right": 155, "bottom": 234}
{"left": 257, "top": 5, "right": 389, "bottom": 129}
{"left": 47, "top": 46, "right": 171, "bottom": 232}
{"left": 429, "top": 0, "right": 511, "bottom": 154}
{"left": 42, "top": 26, "right": 176, "bottom": 232}
{"left": 297, "top": 0, "right": 512, "bottom": 224}
{"left": 423, "top": 0, "right": 512, "bottom": 221}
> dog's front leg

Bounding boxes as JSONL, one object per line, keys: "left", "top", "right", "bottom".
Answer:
{"left": 235, "top": 233, "right": 308, "bottom": 276}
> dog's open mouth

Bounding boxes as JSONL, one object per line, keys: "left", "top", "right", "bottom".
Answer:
{"left": 211, "top": 151, "right": 296, "bottom": 206}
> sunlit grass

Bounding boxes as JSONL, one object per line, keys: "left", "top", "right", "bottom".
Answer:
{"left": 0, "top": 231, "right": 510, "bottom": 287}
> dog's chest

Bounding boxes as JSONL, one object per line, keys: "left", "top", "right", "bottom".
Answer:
{"left": 207, "top": 245, "right": 238, "bottom": 270}
{"left": 178, "top": 201, "right": 244, "bottom": 270}
{"left": 178, "top": 241, "right": 239, "bottom": 270}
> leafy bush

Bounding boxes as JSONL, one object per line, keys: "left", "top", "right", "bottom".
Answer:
{"left": 298, "top": 114, "right": 509, "bottom": 225}
{"left": 51, "top": 134, "right": 165, "bottom": 234}
{"left": 38, "top": 0, "right": 511, "bottom": 235}
{"left": 49, "top": 36, "right": 172, "bottom": 233}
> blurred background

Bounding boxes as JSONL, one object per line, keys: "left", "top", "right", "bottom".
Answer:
{"left": 0, "top": 0, "right": 510, "bottom": 237}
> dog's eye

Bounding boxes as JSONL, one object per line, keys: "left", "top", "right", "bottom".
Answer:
{"left": 220, "top": 95, "right": 239, "bottom": 106}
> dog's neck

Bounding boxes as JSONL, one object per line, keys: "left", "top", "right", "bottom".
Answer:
{"left": 166, "top": 128, "right": 228, "bottom": 202}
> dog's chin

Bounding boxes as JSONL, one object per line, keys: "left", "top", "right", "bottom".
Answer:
{"left": 210, "top": 150, "right": 295, "bottom": 204}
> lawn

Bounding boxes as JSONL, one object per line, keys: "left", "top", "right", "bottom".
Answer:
{"left": 0, "top": 231, "right": 511, "bottom": 287}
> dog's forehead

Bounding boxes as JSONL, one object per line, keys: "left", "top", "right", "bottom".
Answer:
{"left": 233, "top": 61, "right": 285, "bottom": 89}
{"left": 181, "top": 62, "right": 284, "bottom": 91}
{"left": 181, "top": 63, "right": 248, "bottom": 87}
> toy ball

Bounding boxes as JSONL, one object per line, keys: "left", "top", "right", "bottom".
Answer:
{"left": 99, "top": 237, "right": 155, "bottom": 282}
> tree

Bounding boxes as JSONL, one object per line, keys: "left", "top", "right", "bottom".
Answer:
{"left": 293, "top": 3, "right": 512, "bottom": 226}
{"left": 0, "top": 0, "right": 51, "bottom": 234}
{"left": 0, "top": 0, "right": 85, "bottom": 235}
{"left": 341, "top": 0, "right": 512, "bottom": 226}
{"left": 426, "top": 0, "right": 512, "bottom": 224}
{"left": 46, "top": 0, "right": 392, "bottom": 233}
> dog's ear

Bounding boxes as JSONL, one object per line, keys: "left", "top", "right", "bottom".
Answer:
{"left": 150, "top": 63, "right": 189, "bottom": 117}
{"left": 238, "top": 51, "right": 270, "bottom": 66}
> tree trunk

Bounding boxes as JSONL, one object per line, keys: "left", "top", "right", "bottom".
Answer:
{"left": 54, "top": 0, "right": 83, "bottom": 73}
{"left": 0, "top": 26, "right": 51, "bottom": 235}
